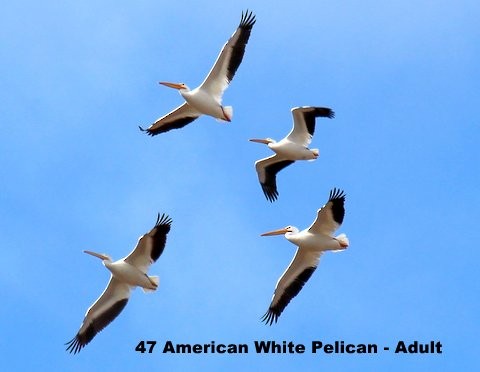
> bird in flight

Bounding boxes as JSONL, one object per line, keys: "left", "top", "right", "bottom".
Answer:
{"left": 260, "top": 189, "right": 348, "bottom": 325}
{"left": 139, "top": 10, "right": 256, "bottom": 136}
{"left": 250, "top": 106, "right": 335, "bottom": 202}
{"left": 66, "top": 213, "right": 172, "bottom": 353}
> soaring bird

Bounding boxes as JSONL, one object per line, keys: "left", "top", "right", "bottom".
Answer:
{"left": 260, "top": 189, "right": 348, "bottom": 325}
{"left": 250, "top": 106, "right": 335, "bottom": 202}
{"left": 139, "top": 10, "right": 256, "bottom": 136}
{"left": 66, "top": 213, "right": 172, "bottom": 354}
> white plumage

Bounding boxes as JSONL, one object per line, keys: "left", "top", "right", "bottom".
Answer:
{"left": 140, "top": 11, "right": 256, "bottom": 136}
{"left": 66, "top": 214, "right": 172, "bottom": 354}
{"left": 250, "top": 106, "right": 335, "bottom": 202}
{"left": 261, "top": 189, "right": 348, "bottom": 325}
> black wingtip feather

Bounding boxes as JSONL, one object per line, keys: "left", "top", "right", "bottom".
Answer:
{"left": 261, "top": 310, "right": 278, "bottom": 326}
{"left": 314, "top": 107, "right": 335, "bottom": 119}
{"left": 328, "top": 188, "right": 346, "bottom": 225}
{"left": 65, "top": 336, "right": 82, "bottom": 354}
{"left": 139, "top": 125, "right": 156, "bottom": 137}
{"left": 148, "top": 212, "right": 172, "bottom": 262}
{"left": 297, "top": 106, "right": 335, "bottom": 137}
{"left": 224, "top": 10, "right": 256, "bottom": 83}
{"left": 240, "top": 10, "right": 256, "bottom": 29}
{"left": 261, "top": 184, "right": 278, "bottom": 202}
{"left": 66, "top": 298, "right": 129, "bottom": 354}
{"left": 328, "top": 188, "right": 346, "bottom": 202}
{"left": 155, "top": 212, "right": 173, "bottom": 232}
{"left": 140, "top": 116, "right": 198, "bottom": 137}
{"left": 259, "top": 160, "right": 295, "bottom": 203}
{"left": 261, "top": 267, "right": 317, "bottom": 326}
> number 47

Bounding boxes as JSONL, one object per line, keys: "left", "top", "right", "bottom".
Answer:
{"left": 135, "top": 340, "right": 157, "bottom": 353}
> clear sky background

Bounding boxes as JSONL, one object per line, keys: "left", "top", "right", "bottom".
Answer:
{"left": 1, "top": 0, "right": 479, "bottom": 370}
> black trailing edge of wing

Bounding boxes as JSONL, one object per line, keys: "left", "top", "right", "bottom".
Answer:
{"left": 65, "top": 298, "right": 129, "bottom": 354}
{"left": 261, "top": 160, "right": 295, "bottom": 202}
{"left": 303, "top": 107, "right": 335, "bottom": 137}
{"left": 261, "top": 266, "right": 317, "bottom": 325}
{"left": 139, "top": 116, "right": 198, "bottom": 136}
{"left": 225, "top": 10, "right": 256, "bottom": 83}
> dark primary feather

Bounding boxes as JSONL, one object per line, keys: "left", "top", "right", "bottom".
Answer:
{"left": 303, "top": 107, "right": 335, "bottom": 137}
{"left": 225, "top": 10, "right": 256, "bottom": 82}
{"left": 139, "top": 116, "right": 198, "bottom": 136}
{"left": 262, "top": 267, "right": 317, "bottom": 325}
{"left": 65, "top": 298, "right": 129, "bottom": 354}
{"left": 149, "top": 213, "right": 172, "bottom": 262}
{"left": 328, "top": 188, "right": 346, "bottom": 225}
{"left": 261, "top": 160, "right": 295, "bottom": 202}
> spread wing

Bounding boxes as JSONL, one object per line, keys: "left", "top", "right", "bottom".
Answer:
{"left": 199, "top": 10, "right": 256, "bottom": 101}
{"left": 254, "top": 154, "right": 295, "bottom": 202}
{"left": 262, "top": 249, "right": 322, "bottom": 325}
{"left": 65, "top": 277, "right": 131, "bottom": 354}
{"left": 286, "top": 106, "right": 335, "bottom": 147}
{"left": 124, "top": 213, "right": 172, "bottom": 274}
{"left": 139, "top": 103, "right": 201, "bottom": 136}
{"left": 308, "top": 188, "right": 345, "bottom": 236}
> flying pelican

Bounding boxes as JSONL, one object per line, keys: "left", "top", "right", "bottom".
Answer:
{"left": 66, "top": 213, "right": 172, "bottom": 354}
{"left": 139, "top": 10, "right": 256, "bottom": 136}
{"left": 260, "top": 188, "right": 348, "bottom": 325}
{"left": 250, "top": 106, "right": 335, "bottom": 202}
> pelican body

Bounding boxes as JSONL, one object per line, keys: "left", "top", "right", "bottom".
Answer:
{"left": 173, "top": 83, "right": 232, "bottom": 122}
{"left": 89, "top": 251, "right": 159, "bottom": 291}
{"left": 140, "top": 10, "right": 256, "bottom": 136}
{"left": 250, "top": 106, "right": 335, "bottom": 202}
{"left": 253, "top": 138, "right": 319, "bottom": 161}
{"left": 261, "top": 188, "right": 348, "bottom": 325}
{"left": 273, "top": 226, "right": 342, "bottom": 251}
{"left": 66, "top": 213, "right": 172, "bottom": 354}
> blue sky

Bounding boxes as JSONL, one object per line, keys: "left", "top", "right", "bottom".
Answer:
{"left": 1, "top": 0, "right": 479, "bottom": 370}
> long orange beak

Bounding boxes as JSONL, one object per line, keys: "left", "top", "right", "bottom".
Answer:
{"left": 261, "top": 227, "right": 290, "bottom": 236}
{"left": 159, "top": 81, "right": 184, "bottom": 90}
{"left": 249, "top": 138, "right": 270, "bottom": 144}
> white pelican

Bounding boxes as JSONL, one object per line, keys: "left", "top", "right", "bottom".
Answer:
{"left": 66, "top": 213, "right": 172, "bottom": 354}
{"left": 260, "top": 188, "right": 348, "bottom": 325}
{"left": 139, "top": 10, "right": 256, "bottom": 136}
{"left": 250, "top": 106, "right": 335, "bottom": 202}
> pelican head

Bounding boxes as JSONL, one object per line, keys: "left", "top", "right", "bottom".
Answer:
{"left": 261, "top": 225, "right": 297, "bottom": 236}
{"left": 159, "top": 81, "right": 189, "bottom": 91}
{"left": 249, "top": 138, "right": 276, "bottom": 145}
{"left": 83, "top": 250, "right": 112, "bottom": 262}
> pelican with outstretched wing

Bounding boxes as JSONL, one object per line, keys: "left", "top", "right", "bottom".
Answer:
{"left": 66, "top": 213, "right": 172, "bottom": 354}
{"left": 250, "top": 106, "right": 335, "bottom": 202}
{"left": 140, "top": 10, "right": 256, "bottom": 136}
{"left": 260, "top": 189, "right": 348, "bottom": 325}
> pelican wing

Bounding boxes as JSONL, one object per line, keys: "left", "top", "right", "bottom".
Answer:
{"left": 199, "top": 10, "right": 256, "bottom": 100}
{"left": 66, "top": 277, "right": 131, "bottom": 354}
{"left": 308, "top": 188, "right": 346, "bottom": 236}
{"left": 139, "top": 103, "right": 201, "bottom": 136}
{"left": 262, "top": 249, "right": 322, "bottom": 325}
{"left": 124, "top": 213, "right": 172, "bottom": 273}
{"left": 286, "top": 106, "right": 335, "bottom": 147}
{"left": 255, "top": 154, "right": 295, "bottom": 202}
